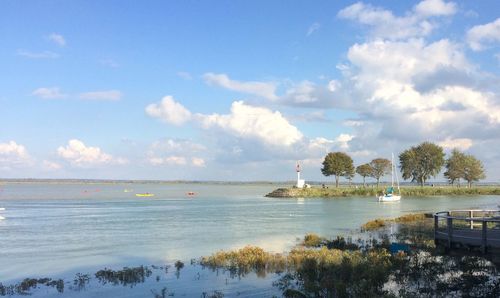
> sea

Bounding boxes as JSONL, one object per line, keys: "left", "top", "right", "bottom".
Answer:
{"left": 0, "top": 182, "right": 498, "bottom": 297}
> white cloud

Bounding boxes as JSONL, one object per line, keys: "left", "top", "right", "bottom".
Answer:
{"left": 57, "top": 139, "right": 127, "bottom": 167}
{"left": 414, "top": 0, "right": 456, "bottom": 17}
{"left": 48, "top": 33, "right": 66, "bottom": 47}
{"left": 32, "top": 87, "right": 67, "bottom": 99}
{"left": 334, "top": 134, "right": 354, "bottom": 150}
{"left": 17, "top": 49, "right": 59, "bottom": 59}
{"left": 42, "top": 160, "right": 62, "bottom": 170}
{"left": 466, "top": 18, "right": 500, "bottom": 51}
{"left": 203, "top": 73, "right": 278, "bottom": 100}
{"left": 197, "top": 101, "right": 303, "bottom": 147}
{"left": 191, "top": 157, "right": 206, "bottom": 167}
{"left": 0, "top": 141, "right": 32, "bottom": 169}
{"left": 147, "top": 139, "right": 206, "bottom": 167}
{"left": 145, "top": 96, "right": 192, "bottom": 125}
{"left": 307, "top": 22, "right": 321, "bottom": 36}
{"left": 438, "top": 138, "right": 473, "bottom": 151}
{"left": 338, "top": 0, "right": 456, "bottom": 40}
{"left": 149, "top": 156, "right": 187, "bottom": 166}
{"left": 79, "top": 90, "right": 122, "bottom": 101}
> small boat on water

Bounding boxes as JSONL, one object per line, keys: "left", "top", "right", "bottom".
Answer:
{"left": 124, "top": 189, "right": 133, "bottom": 193}
{"left": 378, "top": 153, "right": 401, "bottom": 202}
{"left": 187, "top": 192, "right": 196, "bottom": 196}
{"left": 0, "top": 207, "right": 5, "bottom": 211}
{"left": 136, "top": 193, "right": 154, "bottom": 197}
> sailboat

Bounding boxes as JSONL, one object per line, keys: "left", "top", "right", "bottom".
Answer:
{"left": 378, "top": 153, "right": 401, "bottom": 202}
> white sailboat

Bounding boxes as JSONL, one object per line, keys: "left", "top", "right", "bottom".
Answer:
{"left": 378, "top": 153, "right": 401, "bottom": 202}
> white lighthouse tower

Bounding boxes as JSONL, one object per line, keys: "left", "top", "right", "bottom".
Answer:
{"left": 296, "top": 161, "right": 305, "bottom": 188}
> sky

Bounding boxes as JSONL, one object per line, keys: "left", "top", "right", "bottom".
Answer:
{"left": 1, "top": 0, "right": 500, "bottom": 182}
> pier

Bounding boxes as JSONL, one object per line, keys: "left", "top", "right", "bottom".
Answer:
{"left": 434, "top": 210, "right": 500, "bottom": 254}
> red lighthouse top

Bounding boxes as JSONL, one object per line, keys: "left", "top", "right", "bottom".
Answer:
{"left": 296, "top": 162, "right": 301, "bottom": 172}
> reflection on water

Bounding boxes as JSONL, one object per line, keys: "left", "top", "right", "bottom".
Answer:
{"left": 0, "top": 182, "right": 498, "bottom": 282}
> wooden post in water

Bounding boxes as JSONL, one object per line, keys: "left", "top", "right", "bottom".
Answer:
{"left": 482, "top": 221, "right": 487, "bottom": 254}
{"left": 434, "top": 215, "right": 439, "bottom": 246}
{"left": 447, "top": 216, "right": 453, "bottom": 249}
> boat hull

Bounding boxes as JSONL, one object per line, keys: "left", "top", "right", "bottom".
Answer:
{"left": 378, "top": 195, "right": 401, "bottom": 202}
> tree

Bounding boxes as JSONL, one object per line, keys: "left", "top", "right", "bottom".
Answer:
{"left": 444, "top": 149, "right": 466, "bottom": 187}
{"left": 369, "top": 158, "right": 391, "bottom": 187}
{"left": 356, "top": 164, "right": 372, "bottom": 187}
{"left": 345, "top": 168, "right": 355, "bottom": 187}
{"left": 399, "top": 142, "right": 445, "bottom": 186}
{"left": 462, "top": 155, "right": 486, "bottom": 188}
{"left": 321, "top": 152, "right": 354, "bottom": 188}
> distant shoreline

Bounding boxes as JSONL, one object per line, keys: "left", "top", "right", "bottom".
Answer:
{"left": 265, "top": 186, "right": 500, "bottom": 197}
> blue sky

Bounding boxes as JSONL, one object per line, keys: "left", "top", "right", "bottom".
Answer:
{"left": 1, "top": 0, "right": 500, "bottom": 182}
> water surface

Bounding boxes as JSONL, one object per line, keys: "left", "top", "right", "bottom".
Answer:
{"left": 0, "top": 182, "right": 498, "bottom": 283}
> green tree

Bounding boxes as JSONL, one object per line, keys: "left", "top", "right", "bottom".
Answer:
{"left": 321, "top": 152, "right": 354, "bottom": 188}
{"left": 356, "top": 164, "right": 372, "bottom": 187}
{"left": 462, "top": 155, "right": 486, "bottom": 188}
{"left": 369, "top": 158, "right": 391, "bottom": 187}
{"left": 444, "top": 149, "right": 466, "bottom": 187}
{"left": 399, "top": 142, "right": 445, "bottom": 186}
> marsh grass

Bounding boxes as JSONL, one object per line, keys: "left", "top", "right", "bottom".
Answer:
{"left": 95, "top": 266, "right": 152, "bottom": 287}
{"left": 0, "top": 278, "right": 64, "bottom": 296}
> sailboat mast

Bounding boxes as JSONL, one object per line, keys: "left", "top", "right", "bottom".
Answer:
{"left": 391, "top": 153, "right": 394, "bottom": 187}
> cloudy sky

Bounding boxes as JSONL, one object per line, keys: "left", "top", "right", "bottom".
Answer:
{"left": 1, "top": 0, "right": 500, "bottom": 182}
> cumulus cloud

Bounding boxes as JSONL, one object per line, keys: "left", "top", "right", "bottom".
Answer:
{"left": 57, "top": 139, "right": 127, "bottom": 167}
{"left": 17, "top": 49, "right": 59, "bottom": 59}
{"left": 203, "top": 73, "right": 278, "bottom": 100}
{"left": 145, "top": 96, "right": 192, "bottom": 125}
{"left": 79, "top": 90, "right": 122, "bottom": 101}
{"left": 147, "top": 139, "right": 206, "bottom": 167}
{"left": 32, "top": 87, "right": 67, "bottom": 99}
{"left": 438, "top": 138, "right": 473, "bottom": 151}
{"left": 338, "top": 0, "right": 456, "bottom": 40}
{"left": 197, "top": 101, "right": 303, "bottom": 147}
{"left": 466, "top": 18, "right": 500, "bottom": 51}
{"left": 0, "top": 141, "right": 32, "bottom": 169}
{"left": 48, "top": 33, "right": 66, "bottom": 47}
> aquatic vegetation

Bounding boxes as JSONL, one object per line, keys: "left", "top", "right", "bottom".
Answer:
{"left": 72, "top": 273, "right": 90, "bottom": 291}
{"left": 361, "top": 218, "right": 387, "bottom": 231}
{"left": 95, "top": 266, "right": 152, "bottom": 287}
{"left": 0, "top": 278, "right": 64, "bottom": 296}
{"left": 302, "top": 233, "right": 324, "bottom": 247}
{"left": 201, "top": 290, "right": 224, "bottom": 298}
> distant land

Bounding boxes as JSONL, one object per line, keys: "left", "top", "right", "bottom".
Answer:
{"left": 0, "top": 178, "right": 499, "bottom": 186}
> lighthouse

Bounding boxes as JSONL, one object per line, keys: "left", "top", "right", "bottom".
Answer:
{"left": 296, "top": 161, "right": 305, "bottom": 188}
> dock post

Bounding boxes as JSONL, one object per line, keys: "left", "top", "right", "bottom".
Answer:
{"left": 470, "top": 210, "right": 474, "bottom": 229}
{"left": 482, "top": 221, "right": 487, "bottom": 254}
{"left": 434, "top": 215, "right": 439, "bottom": 246}
{"left": 447, "top": 216, "right": 453, "bottom": 248}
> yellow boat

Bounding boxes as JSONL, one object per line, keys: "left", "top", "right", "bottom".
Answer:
{"left": 135, "top": 193, "right": 154, "bottom": 197}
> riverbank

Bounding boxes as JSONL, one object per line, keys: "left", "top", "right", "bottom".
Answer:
{"left": 265, "top": 185, "right": 500, "bottom": 197}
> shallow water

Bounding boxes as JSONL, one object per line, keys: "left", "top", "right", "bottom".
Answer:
{"left": 0, "top": 183, "right": 498, "bottom": 286}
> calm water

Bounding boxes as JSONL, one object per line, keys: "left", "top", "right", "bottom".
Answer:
{"left": 0, "top": 183, "right": 498, "bottom": 285}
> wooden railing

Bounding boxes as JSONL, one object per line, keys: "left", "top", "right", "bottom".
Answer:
{"left": 434, "top": 210, "right": 500, "bottom": 253}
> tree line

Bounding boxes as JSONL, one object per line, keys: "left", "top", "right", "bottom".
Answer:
{"left": 321, "top": 142, "right": 485, "bottom": 188}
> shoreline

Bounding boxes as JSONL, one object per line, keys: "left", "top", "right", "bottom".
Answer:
{"left": 265, "top": 186, "right": 500, "bottom": 197}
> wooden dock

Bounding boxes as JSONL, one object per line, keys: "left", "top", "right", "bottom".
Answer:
{"left": 434, "top": 210, "right": 500, "bottom": 254}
